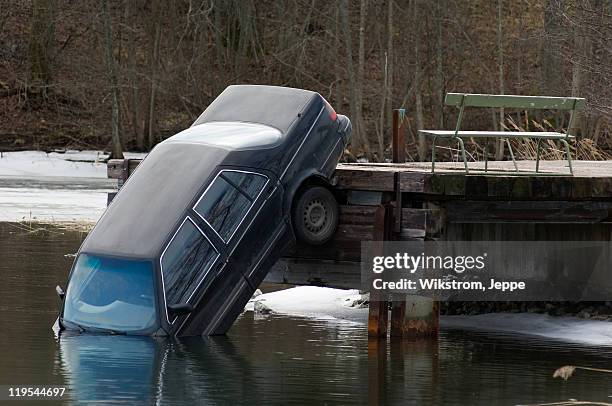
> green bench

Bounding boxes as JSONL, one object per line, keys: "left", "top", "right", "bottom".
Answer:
{"left": 419, "top": 93, "right": 586, "bottom": 175}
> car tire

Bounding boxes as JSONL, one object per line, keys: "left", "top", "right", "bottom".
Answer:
{"left": 292, "top": 186, "right": 338, "bottom": 245}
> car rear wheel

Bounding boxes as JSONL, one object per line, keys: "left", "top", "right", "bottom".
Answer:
{"left": 292, "top": 186, "right": 338, "bottom": 245}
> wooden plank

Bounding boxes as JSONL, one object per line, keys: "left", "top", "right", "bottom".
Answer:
{"left": 401, "top": 208, "right": 443, "bottom": 236}
{"left": 444, "top": 201, "right": 612, "bottom": 223}
{"left": 592, "top": 178, "right": 612, "bottom": 198}
{"left": 334, "top": 167, "right": 396, "bottom": 191}
{"left": 107, "top": 159, "right": 125, "bottom": 179}
{"left": 338, "top": 205, "right": 378, "bottom": 225}
{"left": 265, "top": 258, "right": 361, "bottom": 289}
{"left": 107, "top": 159, "right": 141, "bottom": 180}
{"left": 346, "top": 190, "right": 382, "bottom": 205}
{"left": 442, "top": 174, "right": 466, "bottom": 196}
{"left": 398, "top": 172, "right": 427, "bottom": 193}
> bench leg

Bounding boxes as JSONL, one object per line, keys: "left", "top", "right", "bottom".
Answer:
{"left": 535, "top": 139, "right": 541, "bottom": 173}
{"left": 505, "top": 138, "right": 518, "bottom": 172}
{"left": 561, "top": 138, "right": 573, "bottom": 175}
{"left": 431, "top": 135, "right": 437, "bottom": 173}
{"left": 455, "top": 137, "right": 469, "bottom": 174}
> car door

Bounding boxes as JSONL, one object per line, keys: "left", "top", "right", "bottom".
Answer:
{"left": 176, "top": 167, "right": 287, "bottom": 335}
{"left": 159, "top": 215, "right": 225, "bottom": 332}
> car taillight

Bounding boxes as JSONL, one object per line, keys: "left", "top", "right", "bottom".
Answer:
{"left": 324, "top": 100, "right": 337, "bottom": 121}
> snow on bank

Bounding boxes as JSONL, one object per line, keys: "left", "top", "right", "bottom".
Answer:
{"left": 0, "top": 150, "right": 146, "bottom": 178}
{"left": 0, "top": 181, "right": 112, "bottom": 223}
{"left": 248, "top": 287, "right": 612, "bottom": 346}
{"left": 0, "top": 150, "right": 146, "bottom": 223}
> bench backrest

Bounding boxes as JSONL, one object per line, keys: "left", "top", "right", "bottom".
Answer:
{"left": 445, "top": 93, "right": 585, "bottom": 111}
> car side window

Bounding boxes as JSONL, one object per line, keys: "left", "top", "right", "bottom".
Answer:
{"left": 161, "top": 218, "right": 218, "bottom": 311}
{"left": 193, "top": 170, "right": 267, "bottom": 242}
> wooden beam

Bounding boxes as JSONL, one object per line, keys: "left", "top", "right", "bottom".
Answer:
{"left": 444, "top": 201, "right": 612, "bottom": 223}
{"left": 107, "top": 159, "right": 141, "bottom": 181}
{"left": 334, "top": 166, "right": 396, "bottom": 191}
{"left": 265, "top": 258, "right": 361, "bottom": 289}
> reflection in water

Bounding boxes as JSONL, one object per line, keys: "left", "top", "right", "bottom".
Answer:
{"left": 58, "top": 318, "right": 368, "bottom": 405}
{"left": 1, "top": 222, "right": 612, "bottom": 405}
{"left": 59, "top": 335, "right": 161, "bottom": 404}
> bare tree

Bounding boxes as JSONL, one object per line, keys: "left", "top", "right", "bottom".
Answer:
{"left": 414, "top": 0, "right": 426, "bottom": 161}
{"left": 357, "top": 0, "right": 371, "bottom": 157}
{"left": 125, "top": 1, "right": 142, "bottom": 150}
{"left": 435, "top": 0, "right": 444, "bottom": 128}
{"left": 495, "top": 0, "right": 505, "bottom": 160}
{"left": 28, "top": 0, "right": 56, "bottom": 102}
{"left": 340, "top": 0, "right": 368, "bottom": 157}
{"left": 101, "top": 0, "right": 124, "bottom": 159}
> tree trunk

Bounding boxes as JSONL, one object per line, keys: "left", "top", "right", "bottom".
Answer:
{"left": 340, "top": 0, "right": 365, "bottom": 156}
{"left": 385, "top": 0, "right": 394, "bottom": 155}
{"left": 495, "top": 0, "right": 505, "bottom": 160}
{"left": 28, "top": 0, "right": 56, "bottom": 102}
{"left": 435, "top": 0, "right": 444, "bottom": 128}
{"left": 414, "top": 0, "right": 426, "bottom": 161}
{"left": 334, "top": 7, "right": 343, "bottom": 111}
{"left": 541, "top": 0, "right": 565, "bottom": 96}
{"left": 126, "top": 1, "right": 142, "bottom": 150}
{"left": 378, "top": 52, "right": 387, "bottom": 161}
{"left": 570, "top": 3, "right": 589, "bottom": 138}
{"left": 357, "top": 0, "right": 370, "bottom": 157}
{"left": 146, "top": 0, "right": 161, "bottom": 149}
{"left": 101, "top": 0, "right": 124, "bottom": 159}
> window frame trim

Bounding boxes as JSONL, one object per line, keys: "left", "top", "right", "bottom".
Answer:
{"left": 192, "top": 169, "right": 269, "bottom": 244}
{"left": 159, "top": 216, "right": 220, "bottom": 325}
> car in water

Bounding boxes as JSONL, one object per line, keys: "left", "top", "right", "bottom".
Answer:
{"left": 54, "top": 85, "right": 352, "bottom": 336}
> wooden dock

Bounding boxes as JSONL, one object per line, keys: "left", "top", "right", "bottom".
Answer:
{"left": 107, "top": 157, "right": 612, "bottom": 338}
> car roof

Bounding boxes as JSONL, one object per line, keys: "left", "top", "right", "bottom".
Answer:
{"left": 81, "top": 142, "right": 228, "bottom": 259}
{"left": 191, "top": 85, "right": 319, "bottom": 134}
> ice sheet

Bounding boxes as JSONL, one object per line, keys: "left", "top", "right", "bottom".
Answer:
{"left": 248, "top": 287, "right": 612, "bottom": 346}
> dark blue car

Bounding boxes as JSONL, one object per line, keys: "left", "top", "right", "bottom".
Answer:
{"left": 55, "top": 85, "right": 352, "bottom": 336}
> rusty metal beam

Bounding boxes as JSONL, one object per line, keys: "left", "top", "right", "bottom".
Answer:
{"left": 392, "top": 109, "right": 406, "bottom": 163}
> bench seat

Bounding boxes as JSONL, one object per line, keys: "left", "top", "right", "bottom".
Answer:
{"left": 423, "top": 93, "right": 584, "bottom": 175}
{"left": 419, "top": 130, "right": 574, "bottom": 139}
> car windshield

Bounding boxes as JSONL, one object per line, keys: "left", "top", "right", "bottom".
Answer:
{"left": 63, "top": 254, "right": 157, "bottom": 333}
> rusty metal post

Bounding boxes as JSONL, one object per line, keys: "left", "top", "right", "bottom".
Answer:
{"left": 392, "top": 109, "right": 406, "bottom": 164}
{"left": 368, "top": 338, "right": 387, "bottom": 405}
{"left": 368, "top": 204, "right": 390, "bottom": 338}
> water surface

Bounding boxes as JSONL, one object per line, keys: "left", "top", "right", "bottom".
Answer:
{"left": 0, "top": 222, "right": 610, "bottom": 405}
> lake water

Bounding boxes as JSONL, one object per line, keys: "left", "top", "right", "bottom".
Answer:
{"left": 1, "top": 221, "right": 611, "bottom": 405}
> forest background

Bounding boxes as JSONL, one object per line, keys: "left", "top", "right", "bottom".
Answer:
{"left": 1, "top": 0, "right": 610, "bottom": 162}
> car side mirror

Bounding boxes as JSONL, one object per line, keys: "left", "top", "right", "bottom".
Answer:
{"left": 168, "top": 303, "right": 193, "bottom": 317}
{"left": 56, "top": 285, "right": 65, "bottom": 301}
